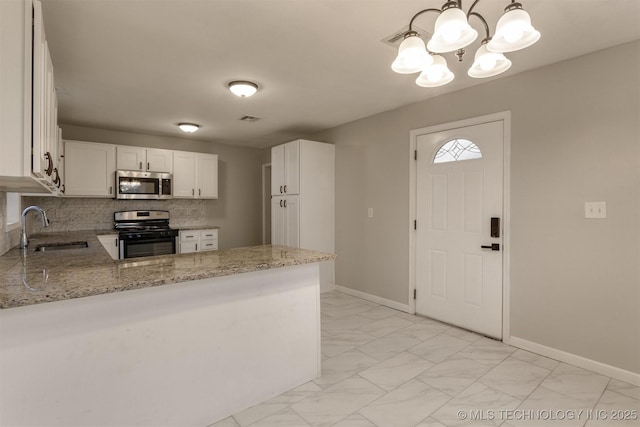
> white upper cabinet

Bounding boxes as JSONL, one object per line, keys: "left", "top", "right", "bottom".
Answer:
{"left": 173, "top": 151, "right": 218, "bottom": 199}
{"left": 173, "top": 151, "right": 197, "bottom": 197}
{"left": 64, "top": 140, "right": 116, "bottom": 197}
{"left": 0, "top": 0, "right": 59, "bottom": 194}
{"left": 196, "top": 153, "right": 218, "bottom": 199}
{"left": 116, "top": 146, "right": 172, "bottom": 173}
{"left": 271, "top": 141, "right": 300, "bottom": 196}
{"left": 146, "top": 148, "right": 173, "bottom": 173}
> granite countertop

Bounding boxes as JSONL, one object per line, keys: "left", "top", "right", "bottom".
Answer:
{"left": 177, "top": 225, "right": 220, "bottom": 231}
{"left": 0, "top": 231, "right": 335, "bottom": 310}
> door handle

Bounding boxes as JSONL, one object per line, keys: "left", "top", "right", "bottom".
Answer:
{"left": 481, "top": 244, "right": 500, "bottom": 251}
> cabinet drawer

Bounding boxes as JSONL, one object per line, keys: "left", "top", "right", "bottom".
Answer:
{"left": 199, "top": 229, "right": 218, "bottom": 239}
{"left": 180, "top": 231, "right": 199, "bottom": 242}
{"left": 199, "top": 240, "right": 218, "bottom": 251}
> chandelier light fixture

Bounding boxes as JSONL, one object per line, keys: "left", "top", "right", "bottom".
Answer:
{"left": 391, "top": 0, "right": 540, "bottom": 87}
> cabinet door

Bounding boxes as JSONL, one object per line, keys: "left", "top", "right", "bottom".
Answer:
{"left": 180, "top": 242, "right": 198, "bottom": 254}
{"left": 271, "top": 197, "right": 286, "bottom": 246}
{"left": 271, "top": 145, "right": 285, "bottom": 195}
{"left": 116, "top": 146, "right": 146, "bottom": 171}
{"left": 97, "top": 235, "right": 119, "bottom": 260}
{"left": 196, "top": 153, "right": 218, "bottom": 199}
{"left": 172, "top": 151, "right": 196, "bottom": 198}
{"left": 31, "top": 0, "right": 48, "bottom": 181}
{"left": 64, "top": 141, "right": 116, "bottom": 197}
{"left": 284, "top": 195, "right": 300, "bottom": 248}
{"left": 146, "top": 148, "right": 173, "bottom": 173}
{"left": 284, "top": 141, "right": 300, "bottom": 194}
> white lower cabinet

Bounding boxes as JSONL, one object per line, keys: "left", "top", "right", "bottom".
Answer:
{"left": 97, "top": 234, "right": 119, "bottom": 260}
{"left": 271, "top": 196, "right": 299, "bottom": 248}
{"left": 179, "top": 229, "right": 218, "bottom": 254}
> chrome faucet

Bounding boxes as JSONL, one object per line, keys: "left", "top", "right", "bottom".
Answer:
{"left": 20, "top": 206, "right": 50, "bottom": 249}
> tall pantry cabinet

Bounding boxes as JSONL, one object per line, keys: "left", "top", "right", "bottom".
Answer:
{"left": 271, "top": 140, "right": 335, "bottom": 291}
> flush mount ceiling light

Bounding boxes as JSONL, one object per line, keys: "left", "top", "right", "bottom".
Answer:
{"left": 178, "top": 123, "right": 200, "bottom": 133}
{"left": 391, "top": 0, "right": 539, "bottom": 87}
{"left": 228, "top": 81, "right": 258, "bottom": 98}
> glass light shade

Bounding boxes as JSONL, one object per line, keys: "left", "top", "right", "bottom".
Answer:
{"left": 487, "top": 7, "right": 540, "bottom": 53}
{"left": 178, "top": 123, "right": 200, "bottom": 133}
{"left": 415, "top": 55, "right": 454, "bottom": 87}
{"left": 427, "top": 7, "right": 478, "bottom": 53}
{"left": 391, "top": 34, "right": 432, "bottom": 74}
{"left": 468, "top": 44, "right": 512, "bottom": 78}
{"left": 229, "top": 81, "right": 258, "bottom": 97}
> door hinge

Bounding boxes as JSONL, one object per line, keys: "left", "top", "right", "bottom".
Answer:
{"left": 414, "top": 150, "right": 417, "bottom": 160}
{"left": 413, "top": 289, "right": 417, "bottom": 300}
{"left": 414, "top": 220, "right": 417, "bottom": 230}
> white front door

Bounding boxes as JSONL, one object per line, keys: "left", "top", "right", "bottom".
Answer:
{"left": 416, "top": 120, "right": 504, "bottom": 338}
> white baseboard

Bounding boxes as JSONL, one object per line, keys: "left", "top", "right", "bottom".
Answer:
{"left": 320, "top": 283, "right": 336, "bottom": 294}
{"left": 509, "top": 336, "right": 640, "bottom": 386}
{"left": 334, "top": 285, "right": 411, "bottom": 313}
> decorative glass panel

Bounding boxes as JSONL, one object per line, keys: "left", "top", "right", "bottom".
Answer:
{"left": 434, "top": 139, "right": 482, "bottom": 164}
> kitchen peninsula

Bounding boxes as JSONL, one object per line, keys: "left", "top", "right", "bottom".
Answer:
{"left": 0, "top": 232, "right": 334, "bottom": 426}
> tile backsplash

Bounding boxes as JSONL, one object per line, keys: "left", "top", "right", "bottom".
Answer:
{"left": 24, "top": 197, "right": 209, "bottom": 233}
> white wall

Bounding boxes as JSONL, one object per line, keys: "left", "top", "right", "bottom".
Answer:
{"left": 312, "top": 41, "right": 640, "bottom": 375}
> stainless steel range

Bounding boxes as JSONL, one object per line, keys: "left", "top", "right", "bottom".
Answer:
{"left": 114, "top": 210, "right": 179, "bottom": 259}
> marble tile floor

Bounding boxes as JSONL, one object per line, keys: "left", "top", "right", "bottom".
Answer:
{"left": 210, "top": 291, "right": 639, "bottom": 427}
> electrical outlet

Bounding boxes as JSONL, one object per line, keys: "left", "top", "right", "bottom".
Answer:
{"left": 585, "top": 201, "right": 607, "bottom": 219}
{"left": 367, "top": 208, "right": 374, "bottom": 218}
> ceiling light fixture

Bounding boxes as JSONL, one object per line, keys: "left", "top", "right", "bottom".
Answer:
{"left": 391, "top": 0, "right": 540, "bottom": 87}
{"left": 178, "top": 123, "right": 200, "bottom": 133}
{"left": 228, "top": 81, "right": 259, "bottom": 98}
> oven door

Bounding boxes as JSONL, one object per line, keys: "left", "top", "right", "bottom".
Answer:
{"left": 119, "top": 236, "right": 177, "bottom": 259}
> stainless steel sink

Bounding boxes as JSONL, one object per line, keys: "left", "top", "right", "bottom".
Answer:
{"left": 34, "top": 241, "right": 89, "bottom": 252}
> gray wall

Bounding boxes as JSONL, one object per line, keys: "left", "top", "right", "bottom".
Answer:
{"left": 311, "top": 41, "right": 640, "bottom": 374}
{"left": 35, "top": 125, "right": 264, "bottom": 249}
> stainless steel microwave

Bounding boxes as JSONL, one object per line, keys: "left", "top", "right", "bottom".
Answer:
{"left": 115, "top": 170, "right": 173, "bottom": 200}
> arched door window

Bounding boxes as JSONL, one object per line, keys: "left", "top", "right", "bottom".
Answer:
{"left": 433, "top": 138, "right": 482, "bottom": 164}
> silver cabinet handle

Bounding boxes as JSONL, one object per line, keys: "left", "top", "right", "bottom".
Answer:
{"left": 284, "top": 199, "right": 287, "bottom": 208}
{"left": 192, "top": 189, "right": 195, "bottom": 196}
{"left": 195, "top": 243, "right": 198, "bottom": 251}
{"left": 199, "top": 189, "right": 201, "bottom": 196}
{"left": 109, "top": 186, "right": 113, "bottom": 195}
{"left": 139, "top": 161, "right": 143, "bottom": 170}
{"left": 284, "top": 185, "right": 287, "bottom": 193}
{"left": 147, "top": 162, "right": 150, "bottom": 170}
{"left": 280, "top": 185, "right": 283, "bottom": 193}
{"left": 115, "top": 238, "right": 118, "bottom": 247}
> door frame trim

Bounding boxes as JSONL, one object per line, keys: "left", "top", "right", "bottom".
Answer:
{"left": 408, "top": 111, "right": 512, "bottom": 342}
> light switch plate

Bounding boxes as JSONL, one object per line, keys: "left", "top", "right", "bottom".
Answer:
{"left": 585, "top": 201, "right": 607, "bottom": 219}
